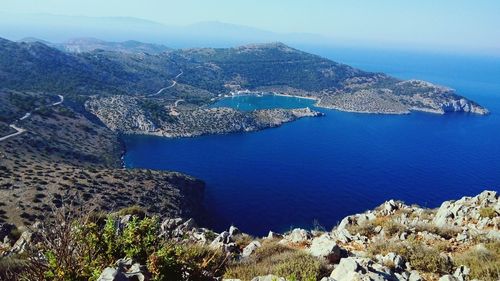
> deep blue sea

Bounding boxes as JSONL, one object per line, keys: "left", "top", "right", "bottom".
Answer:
{"left": 124, "top": 48, "right": 500, "bottom": 236}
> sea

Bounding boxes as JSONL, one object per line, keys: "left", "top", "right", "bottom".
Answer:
{"left": 124, "top": 47, "right": 500, "bottom": 236}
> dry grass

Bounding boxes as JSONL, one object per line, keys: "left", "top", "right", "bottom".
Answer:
{"left": 367, "top": 238, "right": 453, "bottom": 275}
{"left": 232, "top": 233, "right": 256, "bottom": 250}
{"left": 479, "top": 207, "right": 497, "bottom": 219}
{"left": 414, "top": 223, "right": 461, "bottom": 240}
{"left": 224, "top": 240, "right": 329, "bottom": 281}
{"left": 454, "top": 241, "right": 500, "bottom": 281}
{"left": 346, "top": 216, "right": 404, "bottom": 238}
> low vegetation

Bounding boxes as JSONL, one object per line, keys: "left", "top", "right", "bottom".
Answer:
{"left": 17, "top": 207, "right": 225, "bottom": 281}
{"left": 224, "top": 240, "right": 329, "bottom": 281}
{"left": 454, "top": 241, "right": 500, "bottom": 281}
{"left": 479, "top": 207, "right": 497, "bottom": 219}
{"left": 367, "top": 238, "right": 453, "bottom": 275}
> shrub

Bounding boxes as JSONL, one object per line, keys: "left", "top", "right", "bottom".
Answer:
{"left": 383, "top": 220, "right": 405, "bottom": 237}
{"left": 367, "top": 239, "right": 452, "bottom": 274}
{"left": 414, "top": 223, "right": 460, "bottom": 240}
{"left": 454, "top": 241, "right": 500, "bottom": 281}
{"left": 224, "top": 241, "right": 328, "bottom": 281}
{"left": 120, "top": 216, "right": 160, "bottom": 263}
{"left": 346, "top": 220, "right": 378, "bottom": 237}
{"left": 148, "top": 243, "right": 226, "bottom": 281}
{"left": 0, "top": 255, "right": 28, "bottom": 280}
{"left": 113, "top": 205, "right": 146, "bottom": 218}
{"left": 479, "top": 207, "right": 497, "bottom": 219}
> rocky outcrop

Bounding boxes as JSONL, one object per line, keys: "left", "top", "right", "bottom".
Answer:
{"left": 86, "top": 95, "right": 323, "bottom": 138}
{"left": 308, "top": 234, "right": 342, "bottom": 263}
{"left": 317, "top": 80, "right": 489, "bottom": 115}
{"left": 433, "top": 190, "right": 499, "bottom": 230}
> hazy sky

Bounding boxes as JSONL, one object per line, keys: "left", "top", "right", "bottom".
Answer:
{"left": 1, "top": 0, "right": 499, "bottom": 54}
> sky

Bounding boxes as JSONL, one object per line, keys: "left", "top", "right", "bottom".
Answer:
{"left": 1, "top": 0, "right": 499, "bottom": 54}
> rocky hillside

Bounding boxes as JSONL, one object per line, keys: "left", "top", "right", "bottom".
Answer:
{"left": 1, "top": 191, "right": 498, "bottom": 281}
{"left": 85, "top": 95, "right": 323, "bottom": 137}
{"left": 0, "top": 37, "right": 488, "bottom": 115}
{"left": 0, "top": 90, "right": 205, "bottom": 226}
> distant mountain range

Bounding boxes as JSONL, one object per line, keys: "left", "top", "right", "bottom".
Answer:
{"left": 0, "top": 12, "right": 327, "bottom": 48}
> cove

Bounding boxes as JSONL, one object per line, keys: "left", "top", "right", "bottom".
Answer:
{"left": 124, "top": 50, "right": 500, "bottom": 236}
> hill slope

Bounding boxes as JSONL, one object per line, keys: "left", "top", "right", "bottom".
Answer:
{"left": 0, "top": 37, "right": 488, "bottom": 115}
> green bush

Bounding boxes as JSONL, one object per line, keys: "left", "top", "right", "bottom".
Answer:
{"left": 20, "top": 210, "right": 227, "bottom": 281}
{"left": 147, "top": 243, "right": 226, "bottom": 281}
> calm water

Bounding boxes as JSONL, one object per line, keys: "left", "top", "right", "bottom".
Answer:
{"left": 124, "top": 49, "right": 500, "bottom": 236}
{"left": 210, "top": 94, "right": 316, "bottom": 111}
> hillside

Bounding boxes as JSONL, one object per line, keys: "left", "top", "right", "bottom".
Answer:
{"left": 0, "top": 190, "right": 498, "bottom": 281}
{"left": 0, "top": 90, "right": 205, "bottom": 226}
{"left": 0, "top": 37, "right": 488, "bottom": 115}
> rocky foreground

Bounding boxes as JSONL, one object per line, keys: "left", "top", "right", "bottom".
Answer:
{"left": 86, "top": 95, "right": 323, "bottom": 137}
{"left": 1, "top": 190, "right": 498, "bottom": 281}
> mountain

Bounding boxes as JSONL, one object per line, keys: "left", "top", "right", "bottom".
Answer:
{"left": 0, "top": 13, "right": 327, "bottom": 48}
{"left": 0, "top": 37, "right": 488, "bottom": 116}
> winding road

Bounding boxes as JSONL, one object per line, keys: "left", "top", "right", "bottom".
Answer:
{"left": 0, "top": 94, "right": 64, "bottom": 142}
{"left": 174, "top": 99, "right": 185, "bottom": 107}
{"left": 149, "top": 70, "right": 183, "bottom": 97}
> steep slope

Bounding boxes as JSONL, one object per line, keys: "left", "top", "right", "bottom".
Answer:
{"left": 0, "top": 90, "right": 205, "bottom": 226}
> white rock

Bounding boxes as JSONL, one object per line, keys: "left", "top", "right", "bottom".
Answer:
{"left": 282, "top": 228, "right": 311, "bottom": 244}
{"left": 229, "top": 225, "right": 240, "bottom": 237}
{"left": 242, "top": 241, "right": 261, "bottom": 258}
{"left": 409, "top": 270, "right": 423, "bottom": 281}
{"left": 266, "top": 231, "right": 283, "bottom": 239}
{"left": 309, "top": 234, "right": 342, "bottom": 263}
{"left": 439, "top": 275, "right": 459, "bottom": 281}
{"left": 251, "top": 275, "right": 287, "bottom": 281}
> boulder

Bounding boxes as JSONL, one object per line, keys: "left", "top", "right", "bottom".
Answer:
{"left": 330, "top": 257, "right": 399, "bottom": 281}
{"left": 378, "top": 252, "right": 406, "bottom": 272}
{"left": 379, "top": 200, "right": 400, "bottom": 216}
{"left": 160, "top": 218, "right": 184, "bottom": 234}
{"left": 453, "top": 265, "right": 470, "bottom": 281}
{"left": 242, "top": 241, "right": 261, "bottom": 258}
{"left": 308, "top": 234, "right": 342, "bottom": 263}
{"left": 266, "top": 231, "right": 283, "bottom": 240}
{"left": 9, "top": 230, "right": 32, "bottom": 254}
{"left": 439, "top": 275, "right": 459, "bottom": 281}
{"left": 408, "top": 270, "right": 423, "bottom": 281}
{"left": 97, "top": 258, "right": 146, "bottom": 281}
{"left": 251, "top": 275, "right": 287, "bottom": 281}
{"left": 229, "top": 225, "right": 240, "bottom": 237}
{"left": 281, "top": 228, "right": 311, "bottom": 244}
{"left": 172, "top": 218, "right": 196, "bottom": 237}
{"left": 337, "top": 216, "right": 355, "bottom": 232}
